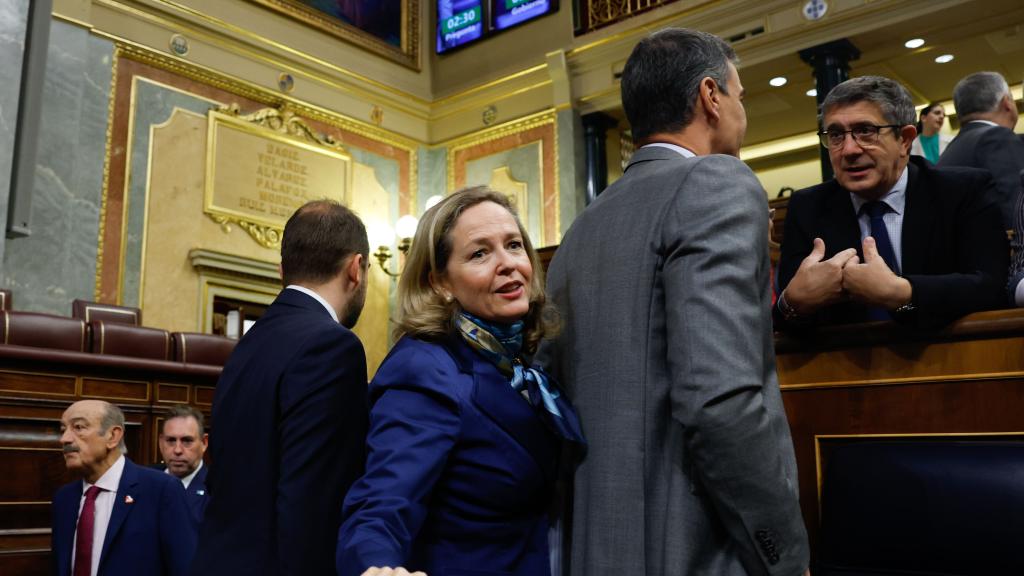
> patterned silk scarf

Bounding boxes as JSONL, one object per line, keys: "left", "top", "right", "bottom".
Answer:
{"left": 455, "top": 312, "right": 586, "bottom": 445}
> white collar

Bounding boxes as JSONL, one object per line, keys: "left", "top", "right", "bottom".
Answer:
{"left": 84, "top": 453, "right": 125, "bottom": 494}
{"left": 966, "top": 119, "right": 1000, "bottom": 128}
{"left": 285, "top": 285, "right": 339, "bottom": 323}
{"left": 642, "top": 142, "right": 697, "bottom": 158}
{"left": 849, "top": 166, "right": 908, "bottom": 216}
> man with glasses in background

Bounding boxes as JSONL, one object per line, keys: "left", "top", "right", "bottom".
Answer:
{"left": 776, "top": 76, "right": 1007, "bottom": 330}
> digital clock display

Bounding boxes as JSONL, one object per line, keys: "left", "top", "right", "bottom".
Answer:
{"left": 437, "top": 0, "right": 484, "bottom": 53}
{"left": 492, "top": 0, "right": 555, "bottom": 31}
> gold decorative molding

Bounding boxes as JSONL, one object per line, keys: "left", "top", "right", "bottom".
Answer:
{"left": 96, "top": 40, "right": 421, "bottom": 303}
{"left": 114, "top": 42, "right": 421, "bottom": 152}
{"left": 95, "top": 46, "right": 121, "bottom": 301}
{"left": 248, "top": 0, "right": 420, "bottom": 70}
{"left": 444, "top": 109, "right": 558, "bottom": 192}
{"left": 446, "top": 109, "right": 560, "bottom": 245}
{"left": 204, "top": 104, "right": 353, "bottom": 249}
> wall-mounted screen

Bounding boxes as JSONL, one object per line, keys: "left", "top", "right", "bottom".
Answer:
{"left": 437, "top": 0, "right": 484, "bottom": 53}
{"left": 492, "top": 0, "right": 557, "bottom": 31}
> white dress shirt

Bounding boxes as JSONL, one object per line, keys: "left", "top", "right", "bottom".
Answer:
{"left": 72, "top": 454, "right": 125, "bottom": 576}
{"left": 848, "top": 167, "right": 908, "bottom": 272}
{"left": 642, "top": 142, "right": 697, "bottom": 158}
{"left": 166, "top": 459, "right": 203, "bottom": 489}
{"left": 285, "top": 285, "right": 338, "bottom": 323}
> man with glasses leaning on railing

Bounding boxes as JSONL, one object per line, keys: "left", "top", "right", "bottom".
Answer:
{"left": 775, "top": 75, "right": 1008, "bottom": 331}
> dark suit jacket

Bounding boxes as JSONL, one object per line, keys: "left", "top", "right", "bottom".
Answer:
{"left": 190, "top": 289, "right": 368, "bottom": 576}
{"left": 938, "top": 121, "right": 1024, "bottom": 227}
{"left": 337, "top": 335, "right": 560, "bottom": 576}
{"left": 151, "top": 463, "right": 208, "bottom": 527}
{"left": 777, "top": 156, "right": 1008, "bottom": 329}
{"left": 52, "top": 457, "right": 196, "bottom": 576}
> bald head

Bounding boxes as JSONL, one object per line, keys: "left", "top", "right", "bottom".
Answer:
{"left": 60, "top": 400, "right": 126, "bottom": 483}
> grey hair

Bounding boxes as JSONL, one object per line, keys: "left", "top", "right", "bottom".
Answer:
{"left": 953, "top": 71, "right": 1010, "bottom": 120}
{"left": 821, "top": 76, "right": 916, "bottom": 127}
{"left": 99, "top": 402, "right": 127, "bottom": 453}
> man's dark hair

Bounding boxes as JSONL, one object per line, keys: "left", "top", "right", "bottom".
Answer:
{"left": 620, "top": 28, "right": 737, "bottom": 140}
{"left": 821, "top": 76, "right": 916, "bottom": 127}
{"left": 280, "top": 200, "right": 369, "bottom": 286}
{"left": 162, "top": 404, "right": 206, "bottom": 437}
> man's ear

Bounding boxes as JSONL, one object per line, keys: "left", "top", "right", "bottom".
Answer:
{"left": 345, "top": 253, "right": 365, "bottom": 287}
{"left": 899, "top": 124, "right": 918, "bottom": 154}
{"left": 697, "top": 76, "right": 721, "bottom": 123}
{"left": 106, "top": 425, "right": 124, "bottom": 451}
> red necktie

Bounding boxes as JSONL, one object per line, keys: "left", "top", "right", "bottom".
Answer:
{"left": 74, "top": 485, "right": 103, "bottom": 576}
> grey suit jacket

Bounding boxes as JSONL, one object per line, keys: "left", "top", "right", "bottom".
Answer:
{"left": 538, "top": 146, "right": 808, "bottom": 576}
{"left": 938, "top": 121, "right": 1024, "bottom": 228}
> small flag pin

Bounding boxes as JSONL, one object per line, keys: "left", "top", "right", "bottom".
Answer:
{"left": 124, "top": 495, "right": 134, "bottom": 504}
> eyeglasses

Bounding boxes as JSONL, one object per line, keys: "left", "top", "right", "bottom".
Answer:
{"left": 818, "top": 125, "right": 902, "bottom": 149}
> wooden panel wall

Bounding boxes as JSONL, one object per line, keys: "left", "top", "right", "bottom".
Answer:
{"left": 0, "top": 357, "right": 218, "bottom": 575}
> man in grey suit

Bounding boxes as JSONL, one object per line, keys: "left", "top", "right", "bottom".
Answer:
{"left": 538, "top": 28, "right": 809, "bottom": 576}
{"left": 938, "top": 71, "right": 1024, "bottom": 228}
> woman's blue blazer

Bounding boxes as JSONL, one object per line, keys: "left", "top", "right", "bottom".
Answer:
{"left": 337, "top": 334, "right": 561, "bottom": 576}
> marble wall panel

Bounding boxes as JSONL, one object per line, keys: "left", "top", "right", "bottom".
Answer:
{"left": 557, "top": 108, "right": 586, "bottom": 238}
{"left": 417, "top": 146, "right": 447, "bottom": 211}
{"left": 1, "top": 21, "right": 113, "bottom": 314}
{"left": 121, "top": 78, "right": 220, "bottom": 308}
{"left": 0, "top": 0, "right": 29, "bottom": 270}
{"left": 463, "top": 143, "right": 544, "bottom": 244}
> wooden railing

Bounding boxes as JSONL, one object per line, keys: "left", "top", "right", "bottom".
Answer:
{"left": 575, "top": 0, "right": 682, "bottom": 34}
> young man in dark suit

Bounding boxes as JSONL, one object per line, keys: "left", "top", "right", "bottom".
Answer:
{"left": 52, "top": 400, "right": 196, "bottom": 576}
{"left": 154, "top": 405, "right": 209, "bottom": 527}
{"left": 777, "top": 76, "right": 1008, "bottom": 330}
{"left": 190, "top": 200, "right": 370, "bottom": 576}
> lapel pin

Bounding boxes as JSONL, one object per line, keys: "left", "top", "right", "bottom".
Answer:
{"left": 124, "top": 495, "right": 134, "bottom": 504}
{"left": 196, "top": 490, "right": 205, "bottom": 496}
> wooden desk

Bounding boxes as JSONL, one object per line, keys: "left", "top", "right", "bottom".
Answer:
{"left": 776, "top": 308, "right": 1024, "bottom": 557}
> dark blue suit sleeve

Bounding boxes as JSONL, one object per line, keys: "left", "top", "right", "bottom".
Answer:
{"left": 277, "top": 326, "right": 368, "bottom": 576}
{"left": 158, "top": 475, "right": 197, "bottom": 576}
{"left": 336, "top": 348, "right": 461, "bottom": 576}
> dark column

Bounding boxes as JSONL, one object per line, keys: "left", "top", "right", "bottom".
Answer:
{"left": 799, "top": 39, "right": 860, "bottom": 182}
{"left": 582, "top": 112, "right": 617, "bottom": 205}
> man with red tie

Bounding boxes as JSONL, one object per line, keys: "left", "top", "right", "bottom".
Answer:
{"left": 51, "top": 400, "right": 195, "bottom": 576}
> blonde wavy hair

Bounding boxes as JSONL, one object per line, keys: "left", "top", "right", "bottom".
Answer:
{"left": 394, "top": 186, "right": 555, "bottom": 354}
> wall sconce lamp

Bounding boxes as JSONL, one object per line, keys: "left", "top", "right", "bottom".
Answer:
{"left": 372, "top": 215, "right": 419, "bottom": 278}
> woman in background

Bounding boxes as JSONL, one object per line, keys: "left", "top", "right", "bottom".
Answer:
{"left": 911, "top": 102, "right": 953, "bottom": 163}
{"left": 337, "top": 186, "right": 584, "bottom": 576}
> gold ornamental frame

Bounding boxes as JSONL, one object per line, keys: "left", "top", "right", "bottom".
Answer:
{"left": 204, "top": 104, "right": 354, "bottom": 249}
{"left": 249, "top": 0, "right": 420, "bottom": 70}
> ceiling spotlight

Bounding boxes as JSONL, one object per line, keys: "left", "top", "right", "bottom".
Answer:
{"left": 934, "top": 54, "right": 955, "bottom": 63}
{"left": 806, "top": 88, "right": 817, "bottom": 97}
{"left": 769, "top": 76, "right": 788, "bottom": 87}
{"left": 904, "top": 38, "right": 925, "bottom": 49}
